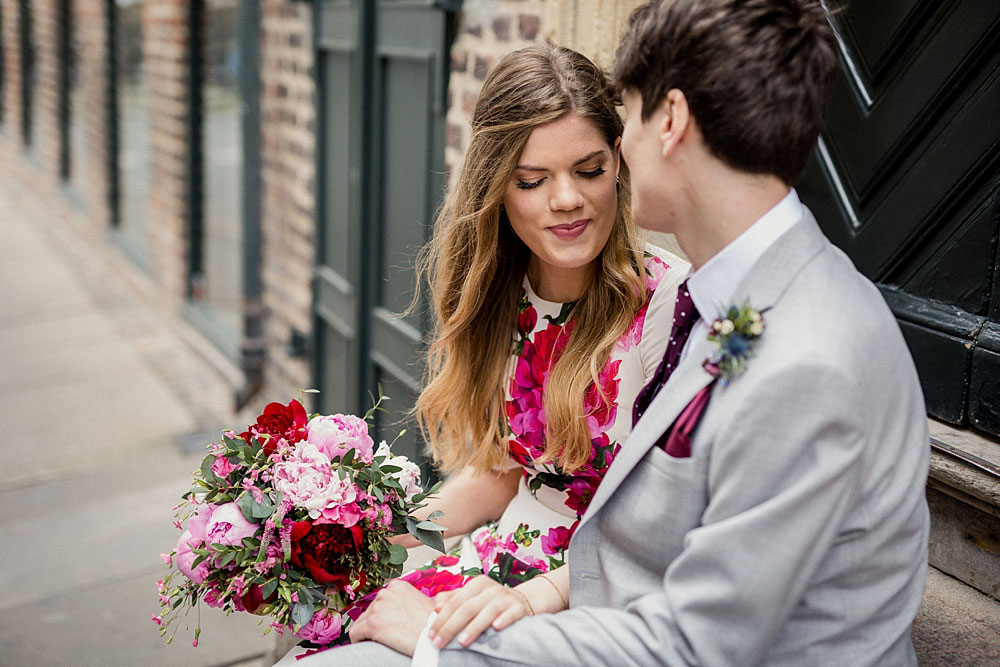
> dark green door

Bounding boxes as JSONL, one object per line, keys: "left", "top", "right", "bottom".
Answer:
{"left": 798, "top": 2, "right": 1000, "bottom": 437}
{"left": 313, "top": 0, "right": 457, "bottom": 461}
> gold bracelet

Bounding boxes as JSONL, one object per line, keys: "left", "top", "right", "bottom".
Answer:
{"left": 511, "top": 587, "right": 535, "bottom": 616}
{"left": 538, "top": 573, "right": 568, "bottom": 610}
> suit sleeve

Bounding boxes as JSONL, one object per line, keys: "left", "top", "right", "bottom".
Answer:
{"left": 438, "top": 361, "right": 866, "bottom": 667}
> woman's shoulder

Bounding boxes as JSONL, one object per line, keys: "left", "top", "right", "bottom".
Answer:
{"left": 642, "top": 241, "right": 690, "bottom": 294}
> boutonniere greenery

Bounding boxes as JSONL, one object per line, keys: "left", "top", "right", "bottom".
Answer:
{"left": 704, "top": 302, "right": 766, "bottom": 385}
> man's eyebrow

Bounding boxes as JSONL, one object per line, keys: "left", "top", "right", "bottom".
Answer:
{"left": 515, "top": 149, "right": 607, "bottom": 172}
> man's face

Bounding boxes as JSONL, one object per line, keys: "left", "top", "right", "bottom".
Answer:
{"left": 621, "top": 89, "right": 674, "bottom": 233}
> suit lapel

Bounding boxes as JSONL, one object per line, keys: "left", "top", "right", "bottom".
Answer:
{"left": 578, "top": 211, "right": 829, "bottom": 528}
{"left": 581, "top": 332, "right": 716, "bottom": 524}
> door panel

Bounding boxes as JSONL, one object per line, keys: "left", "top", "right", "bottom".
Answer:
{"left": 799, "top": 1, "right": 1000, "bottom": 436}
{"left": 314, "top": 0, "right": 456, "bottom": 462}
{"left": 315, "top": 0, "right": 365, "bottom": 417}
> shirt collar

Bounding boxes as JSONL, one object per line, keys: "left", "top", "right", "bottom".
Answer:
{"left": 687, "top": 188, "right": 804, "bottom": 323}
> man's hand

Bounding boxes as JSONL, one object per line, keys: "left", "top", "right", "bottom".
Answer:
{"left": 348, "top": 580, "right": 435, "bottom": 656}
{"left": 430, "top": 575, "right": 532, "bottom": 648}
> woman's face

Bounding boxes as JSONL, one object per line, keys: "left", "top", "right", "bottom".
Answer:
{"left": 503, "top": 112, "right": 620, "bottom": 302}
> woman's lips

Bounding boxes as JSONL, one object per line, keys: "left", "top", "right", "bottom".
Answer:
{"left": 548, "top": 219, "right": 590, "bottom": 240}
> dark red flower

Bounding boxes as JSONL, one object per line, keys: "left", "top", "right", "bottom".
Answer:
{"left": 517, "top": 304, "right": 537, "bottom": 335}
{"left": 240, "top": 399, "right": 309, "bottom": 455}
{"left": 290, "top": 520, "right": 365, "bottom": 589}
{"left": 240, "top": 583, "right": 277, "bottom": 614}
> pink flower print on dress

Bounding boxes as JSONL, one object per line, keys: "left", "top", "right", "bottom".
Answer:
{"left": 541, "top": 524, "right": 577, "bottom": 555}
{"left": 583, "top": 359, "right": 621, "bottom": 439}
{"left": 645, "top": 255, "right": 670, "bottom": 291}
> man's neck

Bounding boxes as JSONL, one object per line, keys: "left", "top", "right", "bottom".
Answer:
{"left": 674, "top": 170, "right": 790, "bottom": 271}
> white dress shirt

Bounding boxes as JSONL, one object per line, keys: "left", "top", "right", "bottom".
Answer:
{"left": 682, "top": 188, "right": 803, "bottom": 362}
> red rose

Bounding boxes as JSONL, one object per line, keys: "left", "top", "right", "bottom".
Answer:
{"left": 290, "top": 520, "right": 365, "bottom": 589}
{"left": 240, "top": 399, "right": 309, "bottom": 455}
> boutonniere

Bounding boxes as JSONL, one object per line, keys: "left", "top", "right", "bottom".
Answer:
{"left": 704, "top": 302, "right": 766, "bottom": 385}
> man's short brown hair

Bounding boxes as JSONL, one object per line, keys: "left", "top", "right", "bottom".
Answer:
{"left": 613, "top": 0, "right": 839, "bottom": 185}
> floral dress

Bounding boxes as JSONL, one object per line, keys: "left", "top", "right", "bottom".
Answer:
{"left": 397, "top": 246, "right": 687, "bottom": 597}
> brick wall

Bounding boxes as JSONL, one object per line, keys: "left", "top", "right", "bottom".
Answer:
{"left": 0, "top": 0, "right": 111, "bottom": 237}
{"left": 144, "top": 0, "right": 193, "bottom": 311}
{"left": 257, "top": 0, "right": 316, "bottom": 402}
{"left": 445, "top": 0, "right": 545, "bottom": 186}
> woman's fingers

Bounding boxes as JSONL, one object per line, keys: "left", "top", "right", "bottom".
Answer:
{"left": 429, "top": 576, "right": 529, "bottom": 648}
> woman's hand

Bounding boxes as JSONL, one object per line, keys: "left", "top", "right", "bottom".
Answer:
{"left": 348, "top": 580, "right": 435, "bottom": 657}
{"left": 428, "top": 575, "right": 533, "bottom": 649}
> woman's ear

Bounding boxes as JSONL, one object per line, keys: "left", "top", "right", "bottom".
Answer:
{"left": 659, "top": 88, "right": 690, "bottom": 158}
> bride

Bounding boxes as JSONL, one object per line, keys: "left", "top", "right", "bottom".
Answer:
{"left": 281, "top": 44, "right": 687, "bottom": 663}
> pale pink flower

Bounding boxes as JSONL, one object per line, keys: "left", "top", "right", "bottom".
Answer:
{"left": 272, "top": 443, "right": 359, "bottom": 524}
{"left": 205, "top": 502, "right": 259, "bottom": 546}
{"left": 294, "top": 607, "right": 343, "bottom": 645}
{"left": 374, "top": 442, "right": 423, "bottom": 501}
{"left": 187, "top": 502, "right": 218, "bottom": 544}
{"left": 160, "top": 552, "right": 172, "bottom": 566}
{"left": 307, "top": 414, "right": 374, "bottom": 463}
{"left": 175, "top": 530, "right": 211, "bottom": 584}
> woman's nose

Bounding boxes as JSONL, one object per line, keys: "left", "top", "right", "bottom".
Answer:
{"left": 549, "top": 176, "right": 584, "bottom": 211}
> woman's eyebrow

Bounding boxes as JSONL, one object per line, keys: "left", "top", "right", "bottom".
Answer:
{"left": 515, "top": 149, "right": 607, "bottom": 172}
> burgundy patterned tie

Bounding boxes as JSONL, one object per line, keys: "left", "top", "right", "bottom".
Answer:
{"left": 632, "top": 279, "right": 700, "bottom": 427}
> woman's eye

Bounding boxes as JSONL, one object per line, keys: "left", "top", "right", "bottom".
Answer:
{"left": 516, "top": 178, "right": 546, "bottom": 190}
{"left": 579, "top": 166, "right": 606, "bottom": 179}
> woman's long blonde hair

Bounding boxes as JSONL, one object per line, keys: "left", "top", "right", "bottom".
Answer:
{"left": 415, "top": 46, "right": 646, "bottom": 474}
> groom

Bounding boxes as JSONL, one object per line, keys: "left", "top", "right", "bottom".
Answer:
{"left": 319, "top": 1, "right": 930, "bottom": 664}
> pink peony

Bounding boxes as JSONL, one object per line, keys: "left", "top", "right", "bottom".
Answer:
{"left": 187, "top": 502, "right": 218, "bottom": 544}
{"left": 205, "top": 502, "right": 259, "bottom": 546}
{"left": 294, "top": 607, "right": 343, "bottom": 645}
{"left": 306, "top": 414, "right": 374, "bottom": 463}
{"left": 175, "top": 530, "right": 211, "bottom": 583}
{"left": 272, "top": 443, "right": 361, "bottom": 526}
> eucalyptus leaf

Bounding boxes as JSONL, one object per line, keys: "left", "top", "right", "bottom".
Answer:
{"left": 340, "top": 448, "right": 355, "bottom": 466}
{"left": 388, "top": 543, "right": 408, "bottom": 565}
{"left": 291, "top": 602, "right": 315, "bottom": 630}
{"left": 200, "top": 455, "right": 218, "bottom": 482}
{"left": 426, "top": 510, "right": 444, "bottom": 521}
{"left": 261, "top": 578, "right": 279, "bottom": 600}
{"left": 415, "top": 520, "right": 447, "bottom": 532}
{"left": 406, "top": 515, "right": 446, "bottom": 553}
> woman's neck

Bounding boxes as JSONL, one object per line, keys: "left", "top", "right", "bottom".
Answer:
{"left": 526, "top": 259, "right": 594, "bottom": 303}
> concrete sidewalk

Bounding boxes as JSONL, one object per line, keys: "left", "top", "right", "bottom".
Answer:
{"left": 0, "top": 181, "right": 273, "bottom": 665}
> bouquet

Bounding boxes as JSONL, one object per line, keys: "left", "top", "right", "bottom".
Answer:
{"left": 154, "top": 393, "right": 444, "bottom": 648}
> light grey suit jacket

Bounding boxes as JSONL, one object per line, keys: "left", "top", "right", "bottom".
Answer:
{"left": 440, "top": 211, "right": 930, "bottom": 666}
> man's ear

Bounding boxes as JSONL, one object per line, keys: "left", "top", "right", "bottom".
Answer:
{"left": 659, "top": 89, "right": 690, "bottom": 158}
